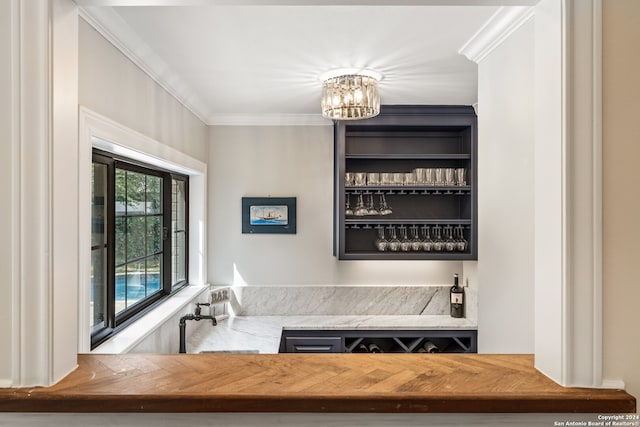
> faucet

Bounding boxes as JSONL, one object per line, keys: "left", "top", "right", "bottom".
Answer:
{"left": 179, "top": 302, "right": 217, "bottom": 353}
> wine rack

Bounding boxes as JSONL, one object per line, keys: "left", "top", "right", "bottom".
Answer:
{"left": 279, "top": 329, "right": 478, "bottom": 354}
{"left": 334, "top": 105, "right": 478, "bottom": 260}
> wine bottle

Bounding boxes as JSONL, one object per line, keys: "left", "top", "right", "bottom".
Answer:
{"left": 368, "top": 343, "right": 382, "bottom": 353}
{"left": 450, "top": 273, "right": 464, "bottom": 318}
{"left": 423, "top": 341, "right": 440, "bottom": 353}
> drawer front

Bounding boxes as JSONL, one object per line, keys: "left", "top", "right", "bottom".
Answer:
{"left": 284, "top": 337, "right": 342, "bottom": 353}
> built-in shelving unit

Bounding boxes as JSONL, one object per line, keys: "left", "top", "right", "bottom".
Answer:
{"left": 279, "top": 329, "right": 478, "bottom": 354}
{"left": 334, "top": 105, "right": 478, "bottom": 260}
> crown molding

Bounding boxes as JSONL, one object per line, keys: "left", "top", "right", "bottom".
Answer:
{"left": 79, "top": 6, "right": 211, "bottom": 124}
{"left": 458, "top": 5, "right": 535, "bottom": 64}
{"left": 208, "top": 113, "right": 333, "bottom": 126}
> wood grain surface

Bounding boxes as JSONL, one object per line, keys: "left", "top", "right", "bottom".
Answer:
{"left": 0, "top": 354, "right": 635, "bottom": 413}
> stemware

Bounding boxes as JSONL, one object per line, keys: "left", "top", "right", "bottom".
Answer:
{"left": 399, "top": 227, "right": 411, "bottom": 252}
{"left": 444, "top": 226, "right": 456, "bottom": 251}
{"left": 434, "top": 169, "right": 444, "bottom": 186}
{"left": 444, "top": 168, "right": 456, "bottom": 186}
{"left": 378, "top": 194, "right": 392, "bottom": 216}
{"left": 432, "top": 225, "right": 444, "bottom": 252}
{"left": 404, "top": 172, "right": 417, "bottom": 186}
{"left": 410, "top": 226, "right": 422, "bottom": 251}
{"left": 354, "top": 172, "right": 367, "bottom": 186}
{"left": 421, "top": 225, "right": 433, "bottom": 252}
{"left": 381, "top": 173, "right": 393, "bottom": 185}
{"left": 345, "top": 194, "right": 353, "bottom": 216}
{"left": 354, "top": 193, "right": 369, "bottom": 216}
{"left": 345, "top": 172, "right": 355, "bottom": 186}
{"left": 374, "top": 227, "right": 388, "bottom": 252}
{"left": 455, "top": 226, "right": 468, "bottom": 252}
{"left": 387, "top": 227, "right": 401, "bottom": 252}
{"left": 424, "top": 168, "right": 435, "bottom": 186}
{"left": 366, "top": 194, "right": 379, "bottom": 215}
{"left": 413, "top": 168, "right": 427, "bottom": 185}
{"left": 455, "top": 168, "right": 467, "bottom": 186}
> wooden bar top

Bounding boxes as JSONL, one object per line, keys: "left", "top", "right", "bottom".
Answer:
{"left": 0, "top": 354, "right": 635, "bottom": 413}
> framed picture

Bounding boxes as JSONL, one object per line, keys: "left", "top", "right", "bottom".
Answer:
{"left": 242, "top": 197, "right": 296, "bottom": 234}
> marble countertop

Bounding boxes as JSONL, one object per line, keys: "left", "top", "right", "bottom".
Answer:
{"left": 186, "top": 315, "right": 476, "bottom": 354}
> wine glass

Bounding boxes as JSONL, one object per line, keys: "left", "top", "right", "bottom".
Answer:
{"left": 432, "top": 225, "right": 444, "bottom": 252}
{"left": 455, "top": 226, "right": 468, "bottom": 252}
{"left": 421, "top": 225, "right": 433, "bottom": 252}
{"left": 444, "top": 226, "right": 456, "bottom": 252}
{"left": 399, "top": 226, "right": 411, "bottom": 252}
{"left": 410, "top": 226, "right": 422, "bottom": 251}
{"left": 378, "top": 194, "right": 392, "bottom": 216}
{"left": 366, "top": 194, "right": 379, "bottom": 215}
{"left": 387, "top": 227, "right": 401, "bottom": 252}
{"left": 354, "top": 193, "right": 368, "bottom": 216}
{"left": 374, "top": 227, "right": 388, "bottom": 252}
{"left": 345, "top": 194, "right": 353, "bottom": 216}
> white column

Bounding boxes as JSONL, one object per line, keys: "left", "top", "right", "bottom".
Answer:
{"left": 0, "top": 0, "right": 79, "bottom": 387}
{"left": 462, "top": 0, "right": 603, "bottom": 387}
{"left": 534, "top": 0, "right": 603, "bottom": 387}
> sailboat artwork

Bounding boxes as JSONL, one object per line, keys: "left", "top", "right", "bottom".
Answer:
{"left": 249, "top": 205, "right": 288, "bottom": 226}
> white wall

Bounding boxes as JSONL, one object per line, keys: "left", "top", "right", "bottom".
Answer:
{"left": 208, "top": 125, "right": 461, "bottom": 286}
{"left": 78, "top": 18, "right": 208, "bottom": 163}
{"left": 0, "top": 0, "right": 14, "bottom": 386}
{"left": 476, "top": 19, "right": 535, "bottom": 353}
{"left": 0, "top": 0, "right": 80, "bottom": 387}
{"left": 602, "top": 0, "right": 640, "bottom": 400}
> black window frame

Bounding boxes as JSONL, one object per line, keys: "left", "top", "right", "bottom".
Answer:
{"left": 91, "top": 149, "right": 189, "bottom": 349}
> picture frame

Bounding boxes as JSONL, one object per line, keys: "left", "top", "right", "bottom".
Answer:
{"left": 242, "top": 197, "right": 296, "bottom": 234}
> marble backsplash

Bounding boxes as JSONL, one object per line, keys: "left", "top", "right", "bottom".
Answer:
{"left": 230, "top": 285, "right": 476, "bottom": 318}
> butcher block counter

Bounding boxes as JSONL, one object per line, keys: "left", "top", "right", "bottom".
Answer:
{"left": 0, "top": 353, "right": 634, "bottom": 413}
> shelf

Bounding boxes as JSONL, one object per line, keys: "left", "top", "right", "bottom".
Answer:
{"left": 339, "top": 251, "right": 475, "bottom": 261}
{"left": 344, "top": 219, "right": 471, "bottom": 227}
{"left": 345, "top": 154, "right": 471, "bottom": 160}
{"left": 345, "top": 186, "right": 471, "bottom": 195}
{"left": 334, "top": 105, "right": 477, "bottom": 260}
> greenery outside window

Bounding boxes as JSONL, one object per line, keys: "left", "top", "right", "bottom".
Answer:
{"left": 91, "top": 150, "right": 188, "bottom": 348}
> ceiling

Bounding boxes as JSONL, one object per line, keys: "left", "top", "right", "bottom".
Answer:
{"left": 82, "top": 4, "right": 504, "bottom": 124}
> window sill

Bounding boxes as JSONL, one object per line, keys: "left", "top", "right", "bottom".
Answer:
{"left": 90, "top": 284, "right": 210, "bottom": 354}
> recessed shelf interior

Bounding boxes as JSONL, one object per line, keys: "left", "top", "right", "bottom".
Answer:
{"left": 334, "top": 106, "right": 477, "bottom": 260}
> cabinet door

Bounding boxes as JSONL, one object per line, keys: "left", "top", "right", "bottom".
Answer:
{"left": 284, "top": 337, "right": 342, "bottom": 353}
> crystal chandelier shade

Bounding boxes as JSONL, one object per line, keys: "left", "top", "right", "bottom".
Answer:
{"left": 321, "top": 74, "right": 380, "bottom": 120}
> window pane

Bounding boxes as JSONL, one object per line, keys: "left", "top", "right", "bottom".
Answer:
{"left": 91, "top": 161, "right": 108, "bottom": 334}
{"left": 115, "top": 169, "right": 127, "bottom": 216}
{"left": 115, "top": 217, "right": 126, "bottom": 266}
{"left": 147, "top": 255, "right": 162, "bottom": 295}
{"left": 172, "top": 232, "right": 186, "bottom": 285}
{"left": 127, "top": 217, "right": 146, "bottom": 261}
{"left": 115, "top": 265, "right": 126, "bottom": 315}
{"left": 90, "top": 248, "right": 107, "bottom": 331}
{"left": 91, "top": 164, "right": 107, "bottom": 247}
{"left": 125, "top": 261, "right": 146, "bottom": 307}
{"left": 172, "top": 179, "right": 186, "bottom": 230}
{"left": 172, "top": 178, "right": 187, "bottom": 286}
{"left": 126, "top": 171, "right": 146, "bottom": 215}
{"left": 146, "top": 216, "right": 161, "bottom": 255}
{"left": 146, "top": 175, "right": 162, "bottom": 214}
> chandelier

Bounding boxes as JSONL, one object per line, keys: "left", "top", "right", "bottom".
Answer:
{"left": 321, "top": 69, "right": 382, "bottom": 120}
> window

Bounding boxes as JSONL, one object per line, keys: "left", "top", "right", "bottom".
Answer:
{"left": 91, "top": 150, "right": 188, "bottom": 348}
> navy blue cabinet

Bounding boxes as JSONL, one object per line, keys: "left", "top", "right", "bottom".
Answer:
{"left": 334, "top": 105, "right": 478, "bottom": 260}
{"left": 279, "top": 329, "right": 478, "bottom": 354}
